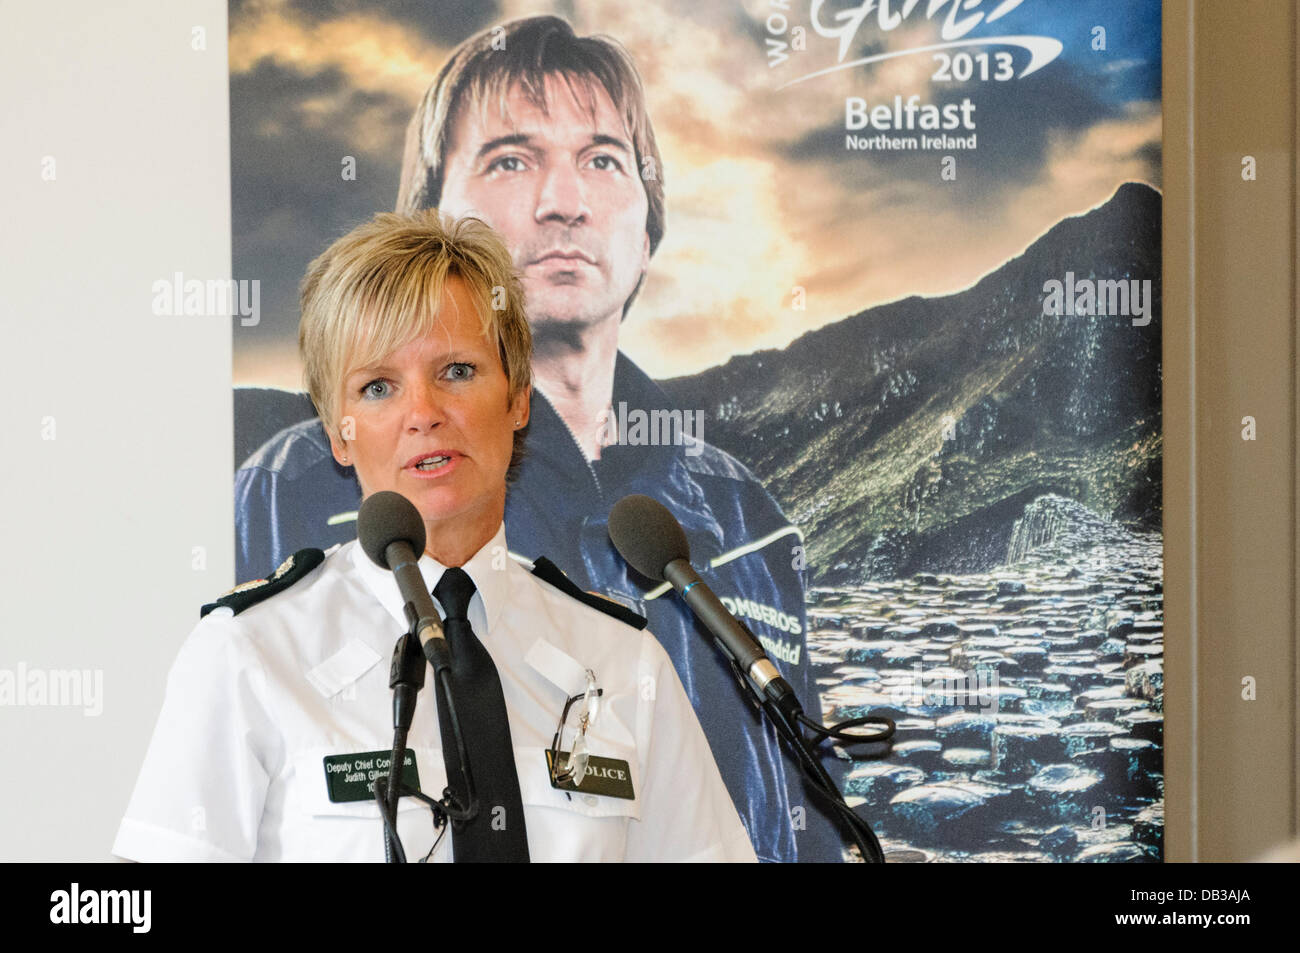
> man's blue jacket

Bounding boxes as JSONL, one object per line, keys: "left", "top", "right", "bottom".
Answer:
{"left": 235, "top": 353, "right": 845, "bottom": 861}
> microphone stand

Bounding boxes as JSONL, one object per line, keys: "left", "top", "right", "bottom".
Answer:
{"left": 377, "top": 608, "right": 479, "bottom": 863}
{"left": 718, "top": 624, "right": 895, "bottom": 863}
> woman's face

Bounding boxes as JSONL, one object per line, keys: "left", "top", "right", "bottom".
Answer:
{"left": 330, "top": 276, "right": 529, "bottom": 555}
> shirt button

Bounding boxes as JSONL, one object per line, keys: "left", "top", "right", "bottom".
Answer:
{"left": 583, "top": 795, "right": 598, "bottom": 807}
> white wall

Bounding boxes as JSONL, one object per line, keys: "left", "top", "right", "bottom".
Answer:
{"left": 0, "top": 0, "right": 234, "bottom": 860}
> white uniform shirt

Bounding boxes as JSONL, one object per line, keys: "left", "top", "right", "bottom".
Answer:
{"left": 112, "top": 524, "right": 756, "bottom": 863}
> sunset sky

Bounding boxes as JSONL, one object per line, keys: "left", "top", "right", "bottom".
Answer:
{"left": 229, "top": 0, "right": 1162, "bottom": 386}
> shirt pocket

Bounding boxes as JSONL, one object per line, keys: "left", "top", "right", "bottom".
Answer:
{"left": 280, "top": 745, "right": 447, "bottom": 862}
{"left": 512, "top": 743, "right": 642, "bottom": 862}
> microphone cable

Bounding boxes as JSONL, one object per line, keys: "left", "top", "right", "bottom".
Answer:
{"left": 719, "top": 642, "right": 894, "bottom": 862}
{"left": 763, "top": 695, "right": 891, "bottom": 863}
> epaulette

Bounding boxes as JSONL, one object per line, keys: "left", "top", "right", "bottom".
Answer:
{"left": 201, "top": 548, "right": 325, "bottom": 618}
{"left": 530, "top": 556, "right": 648, "bottom": 630}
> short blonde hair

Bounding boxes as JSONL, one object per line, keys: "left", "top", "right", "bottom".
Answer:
{"left": 298, "top": 210, "right": 532, "bottom": 468}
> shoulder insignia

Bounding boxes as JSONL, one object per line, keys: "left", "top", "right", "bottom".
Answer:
{"left": 530, "top": 556, "right": 648, "bottom": 630}
{"left": 201, "top": 548, "right": 325, "bottom": 618}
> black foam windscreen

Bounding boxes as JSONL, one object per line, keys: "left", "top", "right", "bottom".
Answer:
{"left": 357, "top": 490, "right": 427, "bottom": 569}
{"left": 607, "top": 494, "right": 691, "bottom": 582}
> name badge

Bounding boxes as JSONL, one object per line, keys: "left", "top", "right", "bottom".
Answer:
{"left": 322, "top": 750, "right": 421, "bottom": 804}
{"left": 545, "top": 751, "right": 635, "bottom": 800}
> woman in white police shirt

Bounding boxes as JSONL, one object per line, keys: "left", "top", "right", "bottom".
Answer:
{"left": 113, "top": 211, "right": 756, "bottom": 863}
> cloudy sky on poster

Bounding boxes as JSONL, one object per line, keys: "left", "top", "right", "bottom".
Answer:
{"left": 230, "top": 0, "right": 1161, "bottom": 384}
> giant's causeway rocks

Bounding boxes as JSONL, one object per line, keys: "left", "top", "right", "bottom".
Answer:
{"left": 808, "top": 496, "right": 1162, "bottom": 862}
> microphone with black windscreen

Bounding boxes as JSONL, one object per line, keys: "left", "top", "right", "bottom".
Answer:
{"left": 358, "top": 490, "right": 450, "bottom": 672}
{"left": 608, "top": 493, "right": 800, "bottom": 718}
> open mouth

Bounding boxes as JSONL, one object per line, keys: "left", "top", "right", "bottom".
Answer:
{"left": 413, "top": 455, "right": 452, "bottom": 471}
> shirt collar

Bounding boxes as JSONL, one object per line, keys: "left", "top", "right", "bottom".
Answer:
{"left": 350, "top": 521, "right": 511, "bottom": 636}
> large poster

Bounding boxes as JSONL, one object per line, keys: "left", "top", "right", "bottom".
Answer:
{"left": 230, "top": 0, "right": 1163, "bottom": 862}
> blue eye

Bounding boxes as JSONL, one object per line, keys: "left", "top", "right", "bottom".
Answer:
{"left": 488, "top": 155, "right": 526, "bottom": 173}
{"left": 444, "top": 362, "right": 477, "bottom": 382}
{"left": 360, "top": 379, "right": 390, "bottom": 400}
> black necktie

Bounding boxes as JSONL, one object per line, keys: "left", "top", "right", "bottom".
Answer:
{"left": 432, "top": 566, "right": 530, "bottom": 862}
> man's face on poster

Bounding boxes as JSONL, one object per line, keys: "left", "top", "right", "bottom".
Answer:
{"left": 438, "top": 74, "right": 651, "bottom": 332}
